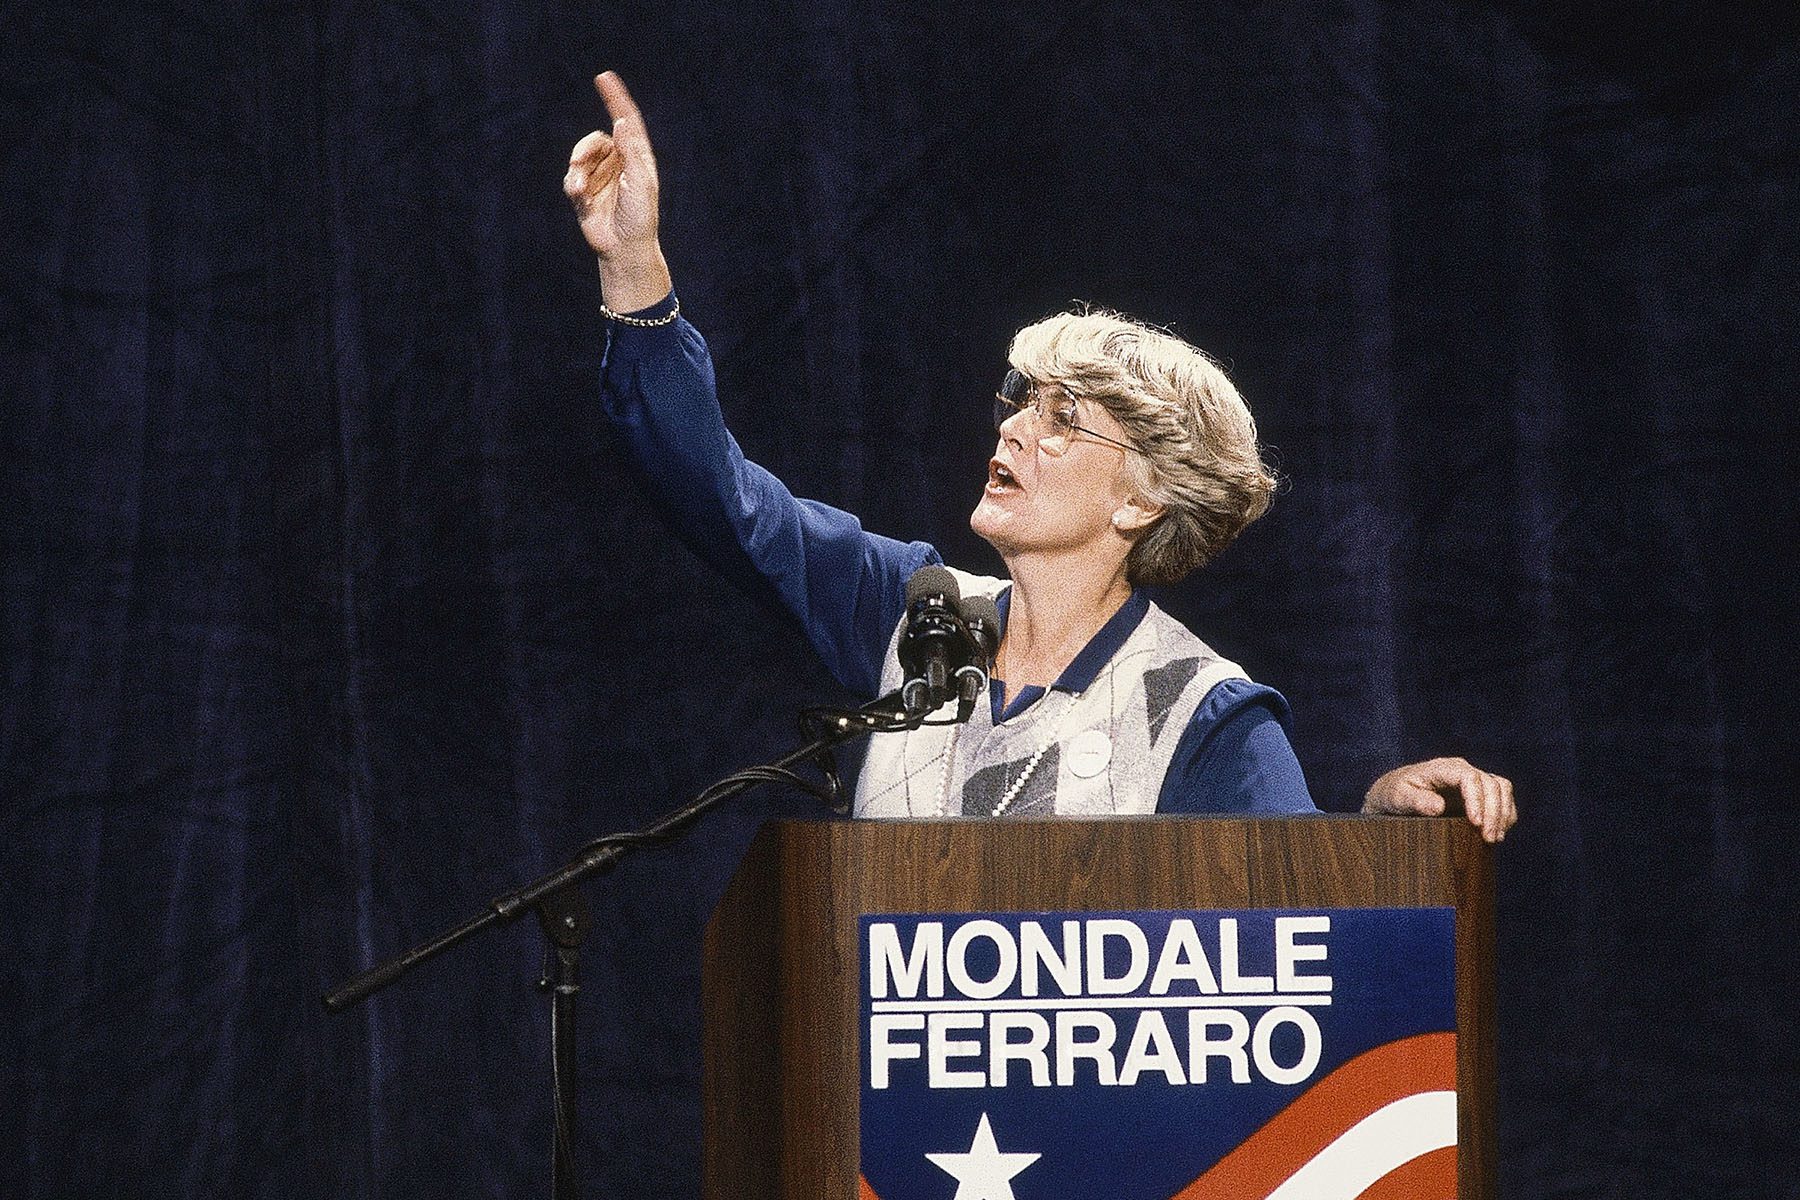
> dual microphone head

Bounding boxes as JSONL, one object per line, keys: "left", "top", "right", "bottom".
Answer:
{"left": 899, "top": 566, "right": 1000, "bottom": 721}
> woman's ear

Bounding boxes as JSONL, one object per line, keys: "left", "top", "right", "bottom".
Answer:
{"left": 1111, "top": 497, "right": 1165, "bottom": 534}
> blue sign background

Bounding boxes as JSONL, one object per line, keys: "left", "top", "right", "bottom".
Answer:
{"left": 858, "top": 907, "right": 1455, "bottom": 1200}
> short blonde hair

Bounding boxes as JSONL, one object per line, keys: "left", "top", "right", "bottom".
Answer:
{"left": 1007, "top": 310, "right": 1276, "bottom": 586}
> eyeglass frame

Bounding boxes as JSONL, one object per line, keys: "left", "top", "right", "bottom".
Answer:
{"left": 993, "top": 368, "right": 1140, "bottom": 456}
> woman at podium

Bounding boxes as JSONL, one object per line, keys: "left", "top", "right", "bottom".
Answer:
{"left": 565, "top": 73, "right": 1515, "bottom": 840}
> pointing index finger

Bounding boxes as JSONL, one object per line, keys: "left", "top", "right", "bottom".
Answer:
{"left": 595, "top": 71, "right": 641, "bottom": 128}
{"left": 594, "top": 70, "right": 655, "bottom": 170}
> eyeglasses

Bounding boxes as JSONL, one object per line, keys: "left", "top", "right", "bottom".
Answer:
{"left": 993, "top": 368, "right": 1138, "bottom": 457}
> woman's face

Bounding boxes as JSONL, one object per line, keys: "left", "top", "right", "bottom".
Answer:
{"left": 970, "top": 380, "right": 1137, "bottom": 563}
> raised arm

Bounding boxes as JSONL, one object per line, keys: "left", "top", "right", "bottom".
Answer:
{"left": 564, "top": 73, "right": 936, "bottom": 695}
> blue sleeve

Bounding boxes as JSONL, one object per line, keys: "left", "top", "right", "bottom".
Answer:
{"left": 598, "top": 295, "right": 939, "bottom": 694}
{"left": 1154, "top": 678, "right": 1319, "bottom": 814}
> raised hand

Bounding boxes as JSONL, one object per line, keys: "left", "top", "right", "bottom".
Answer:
{"left": 1362, "top": 757, "right": 1518, "bottom": 844}
{"left": 565, "top": 71, "right": 671, "bottom": 313}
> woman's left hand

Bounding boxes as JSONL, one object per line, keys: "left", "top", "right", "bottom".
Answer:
{"left": 1362, "top": 757, "right": 1517, "bottom": 844}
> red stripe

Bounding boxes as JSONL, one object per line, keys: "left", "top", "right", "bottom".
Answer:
{"left": 1170, "top": 1031, "right": 1457, "bottom": 1199}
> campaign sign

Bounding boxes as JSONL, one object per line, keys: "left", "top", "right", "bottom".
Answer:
{"left": 859, "top": 908, "right": 1456, "bottom": 1199}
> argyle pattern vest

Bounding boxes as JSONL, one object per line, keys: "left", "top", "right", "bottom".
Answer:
{"left": 854, "top": 569, "right": 1249, "bottom": 818}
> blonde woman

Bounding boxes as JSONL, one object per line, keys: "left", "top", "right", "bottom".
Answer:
{"left": 567, "top": 73, "right": 1515, "bottom": 838}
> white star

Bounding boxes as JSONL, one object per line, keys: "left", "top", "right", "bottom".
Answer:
{"left": 924, "top": 1112, "right": 1042, "bottom": 1200}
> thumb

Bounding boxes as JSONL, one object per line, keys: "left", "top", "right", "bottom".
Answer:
{"left": 1365, "top": 775, "right": 1449, "bottom": 817}
{"left": 1397, "top": 783, "right": 1449, "bottom": 816}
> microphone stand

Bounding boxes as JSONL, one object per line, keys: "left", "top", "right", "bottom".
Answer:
{"left": 321, "top": 689, "right": 930, "bottom": 1200}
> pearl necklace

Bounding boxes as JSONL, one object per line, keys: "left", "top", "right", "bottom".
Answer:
{"left": 934, "top": 692, "right": 1078, "bottom": 818}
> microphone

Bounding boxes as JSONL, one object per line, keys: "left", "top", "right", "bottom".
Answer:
{"left": 956, "top": 594, "right": 1001, "bottom": 721}
{"left": 899, "top": 566, "right": 968, "bottom": 717}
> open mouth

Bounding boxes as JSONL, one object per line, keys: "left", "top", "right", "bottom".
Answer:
{"left": 986, "top": 459, "right": 1022, "bottom": 493}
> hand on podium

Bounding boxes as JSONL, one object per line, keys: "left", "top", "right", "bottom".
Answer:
{"left": 1362, "top": 757, "right": 1517, "bottom": 843}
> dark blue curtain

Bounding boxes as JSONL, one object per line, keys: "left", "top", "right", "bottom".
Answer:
{"left": 4, "top": 2, "right": 1796, "bottom": 1195}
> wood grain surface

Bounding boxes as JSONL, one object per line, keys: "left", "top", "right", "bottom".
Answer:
{"left": 702, "top": 816, "right": 1494, "bottom": 1198}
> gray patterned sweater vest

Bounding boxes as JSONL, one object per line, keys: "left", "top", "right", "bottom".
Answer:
{"left": 854, "top": 569, "right": 1250, "bottom": 818}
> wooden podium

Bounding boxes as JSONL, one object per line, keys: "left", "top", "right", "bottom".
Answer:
{"left": 703, "top": 817, "right": 1494, "bottom": 1198}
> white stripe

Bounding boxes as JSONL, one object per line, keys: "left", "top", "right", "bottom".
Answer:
{"left": 1264, "top": 1090, "right": 1457, "bottom": 1200}
{"left": 871, "top": 995, "right": 1332, "bottom": 1012}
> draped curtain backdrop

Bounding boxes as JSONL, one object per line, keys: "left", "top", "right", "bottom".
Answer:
{"left": 3, "top": 1, "right": 1796, "bottom": 1196}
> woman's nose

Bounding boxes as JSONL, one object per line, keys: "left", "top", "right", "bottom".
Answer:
{"left": 997, "top": 405, "right": 1033, "bottom": 446}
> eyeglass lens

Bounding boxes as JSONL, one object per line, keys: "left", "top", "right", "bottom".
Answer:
{"left": 993, "top": 369, "right": 1029, "bottom": 430}
{"left": 994, "top": 369, "right": 1075, "bottom": 445}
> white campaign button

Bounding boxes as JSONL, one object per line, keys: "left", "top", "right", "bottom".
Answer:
{"left": 1067, "top": 729, "right": 1112, "bottom": 778}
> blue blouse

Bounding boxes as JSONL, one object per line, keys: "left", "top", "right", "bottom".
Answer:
{"left": 598, "top": 295, "right": 1316, "bottom": 815}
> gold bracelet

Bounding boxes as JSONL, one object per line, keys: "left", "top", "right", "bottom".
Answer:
{"left": 599, "top": 296, "right": 680, "bottom": 327}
